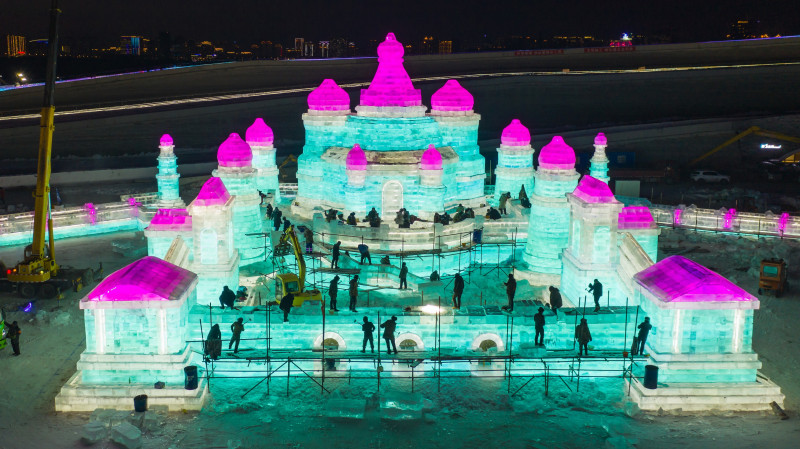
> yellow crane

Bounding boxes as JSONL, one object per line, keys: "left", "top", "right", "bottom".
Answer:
{"left": 275, "top": 225, "right": 321, "bottom": 306}
{"left": 690, "top": 126, "right": 800, "bottom": 166}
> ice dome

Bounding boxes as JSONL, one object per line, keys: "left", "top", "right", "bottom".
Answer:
{"left": 501, "top": 119, "right": 531, "bottom": 146}
{"left": 346, "top": 144, "right": 367, "bottom": 170}
{"left": 360, "top": 33, "right": 421, "bottom": 108}
{"left": 572, "top": 175, "right": 615, "bottom": 203}
{"left": 245, "top": 118, "right": 274, "bottom": 145}
{"left": 420, "top": 144, "right": 443, "bottom": 170}
{"left": 431, "top": 80, "right": 474, "bottom": 112}
{"left": 307, "top": 79, "right": 350, "bottom": 112}
{"left": 594, "top": 132, "right": 608, "bottom": 146}
{"left": 160, "top": 134, "right": 173, "bottom": 146}
{"left": 217, "top": 133, "right": 253, "bottom": 167}
{"left": 538, "top": 136, "right": 576, "bottom": 170}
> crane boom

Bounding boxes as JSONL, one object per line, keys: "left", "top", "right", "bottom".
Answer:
{"left": 690, "top": 126, "right": 800, "bottom": 167}
{"left": 279, "top": 226, "right": 307, "bottom": 292}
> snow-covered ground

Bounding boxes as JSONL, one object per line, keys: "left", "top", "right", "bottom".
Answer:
{"left": 1, "top": 223, "right": 799, "bottom": 448}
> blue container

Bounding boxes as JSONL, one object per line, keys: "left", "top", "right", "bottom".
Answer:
{"left": 184, "top": 366, "right": 199, "bottom": 390}
{"left": 472, "top": 229, "right": 483, "bottom": 244}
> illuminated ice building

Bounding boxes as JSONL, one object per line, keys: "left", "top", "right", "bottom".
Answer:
{"left": 293, "top": 33, "right": 485, "bottom": 220}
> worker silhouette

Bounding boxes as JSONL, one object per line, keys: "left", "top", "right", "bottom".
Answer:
{"left": 380, "top": 316, "right": 398, "bottom": 355}
{"left": 452, "top": 272, "right": 464, "bottom": 309}
{"left": 331, "top": 241, "right": 341, "bottom": 269}
{"left": 399, "top": 262, "right": 408, "bottom": 289}
{"left": 219, "top": 286, "right": 238, "bottom": 310}
{"left": 637, "top": 317, "right": 652, "bottom": 355}
{"left": 534, "top": 307, "right": 546, "bottom": 346}
{"left": 329, "top": 275, "right": 340, "bottom": 311}
{"left": 575, "top": 318, "right": 592, "bottom": 357}
{"left": 588, "top": 279, "right": 603, "bottom": 312}
{"left": 229, "top": 318, "right": 245, "bottom": 353}
{"left": 549, "top": 286, "right": 562, "bottom": 318}
{"left": 280, "top": 292, "right": 294, "bottom": 322}
{"left": 361, "top": 316, "right": 376, "bottom": 353}
{"left": 349, "top": 275, "right": 359, "bottom": 312}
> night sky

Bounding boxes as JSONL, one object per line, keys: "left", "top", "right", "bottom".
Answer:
{"left": 2, "top": 0, "right": 800, "bottom": 45}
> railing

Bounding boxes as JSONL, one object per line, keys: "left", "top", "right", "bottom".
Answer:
{"left": 650, "top": 205, "right": 799, "bottom": 239}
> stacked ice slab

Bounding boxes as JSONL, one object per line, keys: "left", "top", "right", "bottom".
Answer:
{"left": 212, "top": 133, "right": 265, "bottom": 265}
{"left": 294, "top": 33, "right": 485, "bottom": 220}
{"left": 55, "top": 257, "right": 207, "bottom": 411}
{"left": 617, "top": 206, "right": 659, "bottom": 261}
{"left": 626, "top": 255, "right": 784, "bottom": 411}
{"left": 144, "top": 208, "right": 193, "bottom": 259}
{"left": 187, "top": 177, "right": 240, "bottom": 306}
{"left": 494, "top": 119, "right": 534, "bottom": 204}
{"left": 560, "top": 176, "right": 625, "bottom": 306}
{"left": 154, "top": 134, "right": 185, "bottom": 208}
{"left": 246, "top": 118, "right": 280, "bottom": 202}
{"left": 522, "top": 136, "right": 580, "bottom": 284}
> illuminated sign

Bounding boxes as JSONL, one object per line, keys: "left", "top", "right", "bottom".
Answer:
{"left": 760, "top": 143, "right": 782, "bottom": 149}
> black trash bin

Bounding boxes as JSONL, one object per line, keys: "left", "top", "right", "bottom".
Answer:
{"left": 644, "top": 364, "right": 658, "bottom": 389}
{"left": 472, "top": 229, "right": 483, "bottom": 244}
{"left": 133, "top": 394, "right": 148, "bottom": 412}
{"left": 184, "top": 366, "right": 199, "bottom": 390}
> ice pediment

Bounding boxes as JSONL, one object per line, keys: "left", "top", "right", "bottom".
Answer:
{"left": 572, "top": 175, "right": 616, "bottom": 203}
{"left": 324, "top": 146, "right": 457, "bottom": 167}
{"left": 618, "top": 206, "right": 655, "bottom": 229}
{"left": 538, "top": 136, "right": 576, "bottom": 170}
{"left": 147, "top": 208, "right": 192, "bottom": 231}
{"left": 83, "top": 256, "right": 197, "bottom": 308}
{"left": 634, "top": 255, "right": 759, "bottom": 309}
{"left": 501, "top": 119, "right": 531, "bottom": 147}
{"left": 191, "top": 177, "right": 231, "bottom": 207}
{"left": 245, "top": 118, "right": 274, "bottom": 146}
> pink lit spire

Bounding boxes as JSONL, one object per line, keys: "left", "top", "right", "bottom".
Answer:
{"left": 245, "top": 118, "right": 274, "bottom": 145}
{"left": 420, "top": 144, "right": 443, "bottom": 170}
{"left": 346, "top": 144, "right": 368, "bottom": 170}
{"left": 360, "top": 33, "right": 422, "bottom": 107}
{"left": 594, "top": 132, "right": 608, "bottom": 146}
{"left": 572, "top": 175, "right": 616, "bottom": 203}
{"left": 217, "top": 133, "right": 253, "bottom": 167}
{"left": 160, "top": 134, "right": 173, "bottom": 146}
{"left": 193, "top": 177, "right": 231, "bottom": 206}
{"left": 431, "top": 80, "right": 474, "bottom": 112}
{"left": 501, "top": 119, "right": 531, "bottom": 146}
{"left": 538, "top": 136, "right": 576, "bottom": 170}
{"left": 308, "top": 79, "right": 351, "bottom": 112}
{"left": 87, "top": 256, "right": 197, "bottom": 302}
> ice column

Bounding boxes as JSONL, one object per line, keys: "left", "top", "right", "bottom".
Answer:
{"left": 560, "top": 176, "right": 624, "bottom": 305}
{"left": 246, "top": 118, "right": 280, "bottom": 202}
{"left": 212, "top": 133, "right": 265, "bottom": 265}
{"left": 523, "top": 136, "right": 580, "bottom": 284}
{"left": 155, "top": 134, "right": 185, "bottom": 208}
{"left": 494, "top": 119, "right": 534, "bottom": 205}
{"left": 418, "top": 144, "right": 445, "bottom": 218}
{"left": 589, "top": 133, "right": 610, "bottom": 184}
{"left": 187, "top": 177, "right": 240, "bottom": 306}
{"left": 430, "top": 80, "right": 484, "bottom": 207}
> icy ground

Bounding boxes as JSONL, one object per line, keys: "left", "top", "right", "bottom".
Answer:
{"left": 1, "top": 229, "right": 799, "bottom": 449}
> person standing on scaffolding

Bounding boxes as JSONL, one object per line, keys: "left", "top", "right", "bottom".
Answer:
{"left": 588, "top": 279, "right": 603, "bottom": 312}
{"left": 358, "top": 243, "right": 372, "bottom": 265}
{"left": 304, "top": 226, "right": 314, "bottom": 254}
{"left": 534, "top": 307, "right": 546, "bottom": 346}
{"left": 229, "top": 317, "right": 245, "bottom": 353}
{"left": 637, "top": 317, "right": 652, "bottom": 355}
{"left": 331, "top": 241, "right": 342, "bottom": 269}
{"left": 453, "top": 272, "right": 464, "bottom": 309}
{"left": 349, "top": 275, "right": 359, "bottom": 312}
{"left": 280, "top": 292, "right": 294, "bottom": 322}
{"left": 361, "top": 316, "right": 376, "bottom": 353}
{"left": 549, "top": 286, "right": 562, "bottom": 318}
{"left": 205, "top": 324, "right": 222, "bottom": 360}
{"left": 399, "top": 262, "right": 408, "bottom": 289}
{"left": 504, "top": 273, "right": 517, "bottom": 312}
{"left": 380, "top": 316, "right": 398, "bottom": 355}
{"left": 329, "top": 275, "right": 340, "bottom": 312}
{"left": 575, "top": 318, "right": 592, "bottom": 357}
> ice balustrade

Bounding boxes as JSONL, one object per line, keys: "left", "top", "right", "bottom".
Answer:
{"left": 650, "top": 205, "right": 800, "bottom": 238}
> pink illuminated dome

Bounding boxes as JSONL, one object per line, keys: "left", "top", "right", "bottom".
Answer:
{"left": 346, "top": 144, "right": 368, "bottom": 170}
{"left": 420, "top": 144, "right": 443, "bottom": 170}
{"left": 538, "top": 136, "right": 576, "bottom": 170}
{"left": 160, "top": 134, "right": 173, "bottom": 146}
{"left": 377, "top": 32, "right": 405, "bottom": 61}
{"left": 217, "top": 133, "right": 253, "bottom": 168}
{"left": 307, "top": 79, "right": 351, "bottom": 112}
{"left": 501, "top": 119, "right": 531, "bottom": 146}
{"left": 360, "top": 33, "right": 422, "bottom": 108}
{"left": 245, "top": 118, "right": 274, "bottom": 145}
{"left": 572, "top": 175, "right": 615, "bottom": 203}
{"left": 431, "top": 80, "right": 474, "bottom": 112}
{"left": 594, "top": 132, "right": 608, "bottom": 146}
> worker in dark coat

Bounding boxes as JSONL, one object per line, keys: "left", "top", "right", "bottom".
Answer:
{"left": 229, "top": 318, "right": 245, "bottom": 353}
{"left": 331, "top": 241, "right": 341, "bottom": 269}
{"left": 361, "top": 316, "right": 376, "bottom": 353}
{"left": 575, "top": 318, "right": 592, "bottom": 357}
{"left": 282, "top": 217, "right": 291, "bottom": 232}
{"left": 347, "top": 212, "right": 357, "bottom": 226}
{"left": 6, "top": 321, "right": 21, "bottom": 356}
{"left": 205, "top": 324, "right": 222, "bottom": 360}
{"left": 329, "top": 275, "right": 340, "bottom": 312}
{"left": 380, "top": 316, "right": 398, "bottom": 355}
{"left": 219, "top": 286, "right": 238, "bottom": 310}
{"left": 272, "top": 208, "right": 282, "bottom": 231}
{"left": 549, "top": 286, "right": 563, "bottom": 318}
{"left": 519, "top": 185, "right": 531, "bottom": 208}
{"left": 349, "top": 275, "right": 359, "bottom": 312}
{"left": 265, "top": 203, "right": 274, "bottom": 219}
{"left": 430, "top": 270, "right": 440, "bottom": 282}
{"left": 637, "top": 317, "right": 652, "bottom": 355}
{"left": 399, "top": 262, "right": 408, "bottom": 289}
{"left": 498, "top": 192, "right": 509, "bottom": 215}
{"left": 588, "top": 279, "right": 603, "bottom": 312}
{"left": 487, "top": 207, "right": 501, "bottom": 220}
{"left": 280, "top": 292, "right": 294, "bottom": 322}
{"left": 534, "top": 307, "right": 546, "bottom": 346}
{"left": 504, "top": 273, "right": 517, "bottom": 312}
{"left": 453, "top": 273, "right": 465, "bottom": 309}
{"left": 304, "top": 226, "right": 314, "bottom": 254}
{"left": 358, "top": 243, "right": 372, "bottom": 265}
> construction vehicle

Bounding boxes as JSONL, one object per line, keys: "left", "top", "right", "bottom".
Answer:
{"left": 0, "top": 308, "right": 6, "bottom": 351}
{"left": 690, "top": 126, "right": 800, "bottom": 167}
{"left": 274, "top": 225, "right": 322, "bottom": 307}
{"left": 0, "top": 1, "right": 100, "bottom": 299}
{"left": 758, "top": 258, "right": 788, "bottom": 297}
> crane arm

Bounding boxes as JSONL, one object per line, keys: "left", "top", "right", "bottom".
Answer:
{"left": 279, "top": 226, "right": 307, "bottom": 292}
{"left": 690, "top": 126, "right": 800, "bottom": 167}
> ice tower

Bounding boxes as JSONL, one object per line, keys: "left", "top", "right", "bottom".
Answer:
{"left": 617, "top": 206, "right": 659, "bottom": 261}
{"left": 560, "top": 176, "right": 624, "bottom": 305}
{"left": 187, "top": 177, "right": 239, "bottom": 306}
{"left": 154, "top": 134, "right": 185, "bottom": 208}
{"left": 522, "top": 136, "right": 580, "bottom": 284}
{"left": 589, "top": 133, "right": 610, "bottom": 184}
{"left": 293, "top": 33, "right": 485, "bottom": 219}
{"left": 144, "top": 208, "right": 193, "bottom": 259}
{"left": 212, "top": 133, "right": 264, "bottom": 265}
{"left": 246, "top": 118, "right": 280, "bottom": 202}
{"left": 494, "top": 119, "right": 534, "bottom": 204}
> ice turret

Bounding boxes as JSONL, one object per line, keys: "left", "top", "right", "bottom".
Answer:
{"left": 589, "top": 132, "right": 610, "bottom": 184}
{"left": 217, "top": 133, "right": 253, "bottom": 168}
{"left": 357, "top": 33, "right": 425, "bottom": 117}
{"left": 494, "top": 119, "right": 534, "bottom": 205}
{"left": 430, "top": 80, "right": 474, "bottom": 114}
{"left": 308, "top": 79, "right": 351, "bottom": 115}
{"left": 246, "top": 118, "right": 280, "bottom": 201}
{"left": 154, "top": 134, "right": 184, "bottom": 208}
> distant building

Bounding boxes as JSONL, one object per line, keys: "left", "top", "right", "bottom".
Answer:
{"left": 420, "top": 36, "right": 435, "bottom": 54}
{"left": 727, "top": 20, "right": 757, "bottom": 40}
{"left": 303, "top": 41, "right": 315, "bottom": 57}
{"left": 120, "top": 35, "right": 144, "bottom": 55}
{"left": 438, "top": 40, "right": 452, "bottom": 54}
{"left": 27, "top": 39, "right": 48, "bottom": 56}
{"left": 294, "top": 37, "right": 304, "bottom": 52}
{"left": 5, "top": 35, "right": 25, "bottom": 56}
{"left": 318, "top": 41, "right": 330, "bottom": 58}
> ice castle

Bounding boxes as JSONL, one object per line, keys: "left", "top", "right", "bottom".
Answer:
{"left": 293, "top": 33, "right": 485, "bottom": 220}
